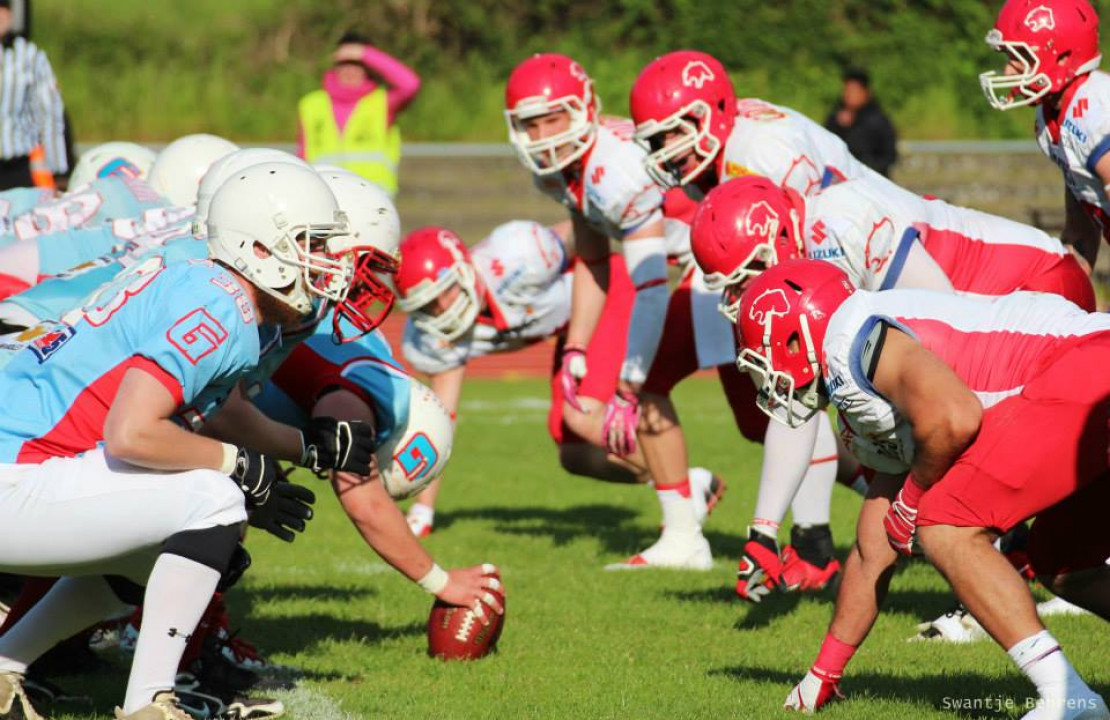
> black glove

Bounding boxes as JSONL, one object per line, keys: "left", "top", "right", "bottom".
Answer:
{"left": 230, "top": 448, "right": 277, "bottom": 507}
{"left": 299, "top": 417, "right": 375, "bottom": 475}
{"left": 248, "top": 479, "right": 316, "bottom": 542}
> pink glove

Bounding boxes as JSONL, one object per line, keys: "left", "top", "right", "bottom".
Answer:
{"left": 883, "top": 478, "right": 926, "bottom": 556}
{"left": 558, "top": 345, "right": 588, "bottom": 412}
{"left": 603, "top": 389, "right": 640, "bottom": 457}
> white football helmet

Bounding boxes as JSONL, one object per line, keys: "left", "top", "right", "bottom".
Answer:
{"left": 194, "top": 148, "right": 309, "bottom": 237}
{"left": 377, "top": 381, "right": 454, "bottom": 499}
{"left": 69, "top": 142, "right": 157, "bottom": 188}
{"left": 147, "top": 134, "right": 240, "bottom": 207}
{"left": 206, "top": 162, "right": 352, "bottom": 316}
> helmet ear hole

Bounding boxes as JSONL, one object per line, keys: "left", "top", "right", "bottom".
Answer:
{"left": 786, "top": 332, "right": 802, "bottom": 356}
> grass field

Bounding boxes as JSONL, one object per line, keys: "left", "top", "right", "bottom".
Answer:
{"left": 45, "top": 378, "right": 1110, "bottom": 720}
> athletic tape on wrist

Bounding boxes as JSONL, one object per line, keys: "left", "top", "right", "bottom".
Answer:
{"left": 219, "top": 443, "right": 239, "bottom": 475}
{"left": 417, "top": 563, "right": 449, "bottom": 594}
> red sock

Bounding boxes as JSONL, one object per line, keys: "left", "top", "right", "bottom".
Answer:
{"left": 812, "top": 632, "right": 857, "bottom": 682}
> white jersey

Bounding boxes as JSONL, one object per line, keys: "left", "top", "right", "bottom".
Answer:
{"left": 402, "top": 221, "right": 571, "bottom": 374}
{"left": 719, "top": 99, "right": 886, "bottom": 197}
{"left": 1035, "top": 70, "right": 1110, "bottom": 239}
{"left": 805, "top": 178, "right": 1068, "bottom": 294}
{"left": 823, "top": 289, "right": 1110, "bottom": 472}
{"left": 533, "top": 116, "right": 664, "bottom": 239}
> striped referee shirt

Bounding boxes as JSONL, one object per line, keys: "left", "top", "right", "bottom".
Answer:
{"left": 0, "top": 34, "right": 66, "bottom": 173}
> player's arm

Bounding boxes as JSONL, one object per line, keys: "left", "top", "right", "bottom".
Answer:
{"left": 1062, "top": 187, "right": 1101, "bottom": 270}
{"left": 619, "top": 215, "right": 669, "bottom": 391}
{"left": 200, "top": 385, "right": 304, "bottom": 462}
{"left": 104, "top": 365, "right": 235, "bottom": 471}
{"left": 429, "top": 365, "right": 465, "bottom": 421}
{"left": 870, "top": 327, "right": 982, "bottom": 489}
{"left": 567, "top": 213, "right": 610, "bottom": 348}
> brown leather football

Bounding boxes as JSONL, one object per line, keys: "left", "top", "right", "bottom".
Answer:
{"left": 427, "top": 592, "right": 505, "bottom": 660}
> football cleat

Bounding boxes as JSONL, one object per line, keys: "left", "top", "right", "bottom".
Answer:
{"left": 0, "top": 672, "right": 43, "bottom": 720}
{"left": 911, "top": 605, "right": 986, "bottom": 643}
{"left": 1037, "top": 596, "right": 1091, "bottom": 618}
{"left": 604, "top": 530, "right": 713, "bottom": 571}
{"left": 736, "top": 529, "right": 783, "bottom": 602}
{"left": 784, "top": 669, "right": 844, "bottom": 713}
{"left": 114, "top": 692, "right": 192, "bottom": 720}
{"left": 779, "top": 545, "right": 841, "bottom": 593}
{"left": 688, "top": 468, "right": 727, "bottom": 524}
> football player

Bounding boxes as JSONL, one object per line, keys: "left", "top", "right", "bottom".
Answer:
{"left": 981, "top": 0, "right": 1109, "bottom": 269}
{"left": 691, "top": 174, "right": 1096, "bottom": 605}
{"left": 623, "top": 49, "right": 895, "bottom": 583}
{"left": 0, "top": 163, "right": 378, "bottom": 719}
{"left": 735, "top": 260, "right": 1110, "bottom": 717}
{"left": 505, "top": 55, "right": 720, "bottom": 569}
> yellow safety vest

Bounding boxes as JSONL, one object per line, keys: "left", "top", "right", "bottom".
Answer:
{"left": 298, "top": 88, "right": 400, "bottom": 196}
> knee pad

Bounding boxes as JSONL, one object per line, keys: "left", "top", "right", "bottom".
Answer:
{"left": 162, "top": 523, "right": 242, "bottom": 575}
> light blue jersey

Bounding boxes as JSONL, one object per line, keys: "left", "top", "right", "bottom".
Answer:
{"left": 251, "top": 318, "right": 410, "bottom": 445}
{"left": 0, "top": 257, "right": 262, "bottom": 463}
{"left": 0, "top": 187, "right": 55, "bottom": 224}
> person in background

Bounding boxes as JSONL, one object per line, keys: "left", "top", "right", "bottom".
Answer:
{"left": 297, "top": 31, "right": 420, "bottom": 197}
{"left": 0, "top": 0, "right": 65, "bottom": 190}
{"left": 825, "top": 69, "right": 897, "bottom": 177}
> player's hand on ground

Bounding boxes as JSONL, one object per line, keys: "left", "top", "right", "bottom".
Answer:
{"left": 736, "top": 528, "right": 783, "bottom": 603}
{"left": 436, "top": 563, "right": 504, "bottom": 626}
{"left": 883, "top": 479, "right": 925, "bottom": 556}
{"left": 603, "top": 389, "right": 640, "bottom": 457}
{"left": 784, "top": 670, "right": 844, "bottom": 713}
{"left": 230, "top": 447, "right": 278, "bottom": 507}
{"left": 299, "top": 417, "right": 376, "bottom": 475}
{"left": 248, "top": 477, "right": 316, "bottom": 542}
{"left": 558, "top": 345, "right": 588, "bottom": 411}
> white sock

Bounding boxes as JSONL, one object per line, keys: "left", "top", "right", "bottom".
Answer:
{"left": 408, "top": 502, "right": 435, "bottom": 526}
{"left": 1008, "top": 630, "right": 1089, "bottom": 704}
{"left": 656, "top": 478, "right": 698, "bottom": 534}
{"left": 790, "top": 413, "right": 838, "bottom": 526}
{"left": 124, "top": 554, "right": 221, "bottom": 714}
{"left": 753, "top": 415, "right": 820, "bottom": 527}
{"left": 0, "top": 576, "right": 129, "bottom": 673}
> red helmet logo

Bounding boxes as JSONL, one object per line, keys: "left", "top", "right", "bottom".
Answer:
{"left": 681, "top": 60, "right": 716, "bottom": 89}
{"left": 747, "top": 288, "right": 791, "bottom": 326}
{"left": 745, "top": 200, "right": 780, "bottom": 245}
{"left": 1024, "top": 5, "right": 1056, "bottom": 31}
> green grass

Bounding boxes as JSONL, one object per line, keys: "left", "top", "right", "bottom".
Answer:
{"left": 46, "top": 378, "right": 1110, "bottom": 719}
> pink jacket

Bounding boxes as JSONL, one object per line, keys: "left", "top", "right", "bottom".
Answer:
{"left": 298, "top": 46, "right": 421, "bottom": 157}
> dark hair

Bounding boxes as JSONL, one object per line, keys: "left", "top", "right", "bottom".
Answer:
{"left": 337, "top": 31, "right": 371, "bottom": 47}
{"left": 843, "top": 68, "right": 870, "bottom": 88}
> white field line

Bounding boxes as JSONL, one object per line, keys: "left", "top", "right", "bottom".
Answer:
{"left": 271, "top": 684, "right": 353, "bottom": 720}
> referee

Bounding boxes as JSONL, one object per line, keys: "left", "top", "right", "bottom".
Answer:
{"left": 0, "top": 0, "right": 65, "bottom": 189}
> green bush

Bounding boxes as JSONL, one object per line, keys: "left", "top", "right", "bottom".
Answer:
{"left": 37, "top": 0, "right": 1107, "bottom": 142}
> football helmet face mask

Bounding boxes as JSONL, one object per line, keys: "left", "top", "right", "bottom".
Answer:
{"left": 147, "top": 134, "right": 240, "bottom": 207}
{"left": 504, "top": 53, "right": 599, "bottom": 176}
{"left": 376, "top": 380, "right": 454, "bottom": 500}
{"left": 205, "top": 162, "right": 353, "bottom": 317}
{"left": 395, "top": 227, "right": 483, "bottom": 342}
{"left": 691, "top": 176, "right": 806, "bottom": 322}
{"left": 630, "top": 50, "right": 736, "bottom": 187}
{"left": 735, "top": 259, "right": 855, "bottom": 428}
{"left": 193, "top": 148, "right": 310, "bottom": 238}
{"left": 69, "top": 142, "right": 157, "bottom": 188}
{"left": 980, "top": 0, "right": 1101, "bottom": 110}
{"left": 318, "top": 168, "right": 402, "bottom": 341}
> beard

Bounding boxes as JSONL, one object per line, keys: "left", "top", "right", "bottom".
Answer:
{"left": 255, "top": 285, "right": 312, "bottom": 328}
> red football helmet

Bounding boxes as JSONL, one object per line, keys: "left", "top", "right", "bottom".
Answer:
{"left": 981, "top": 0, "right": 1101, "bottom": 110}
{"left": 504, "top": 54, "right": 599, "bottom": 175}
{"left": 395, "top": 227, "right": 484, "bottom": 341}
{"left": 630, "top": 50, "right": 737, "bottom": 187}
{"left": 691, "top": 176, "right": 806, "bottom": 322}
{"left": 735, "top": 259, "right": 855, "bottom": 428}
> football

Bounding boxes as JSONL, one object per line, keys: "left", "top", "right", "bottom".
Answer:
{"left": 427, "top": 593, "right": 505, "bottom": 661}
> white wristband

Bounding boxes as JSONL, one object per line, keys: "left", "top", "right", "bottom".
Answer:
{"left": 218, "top": 443, "right": 239, "bottom": 475}
{"left": 416, "top": 563, "right": 449, "bottom": 595}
